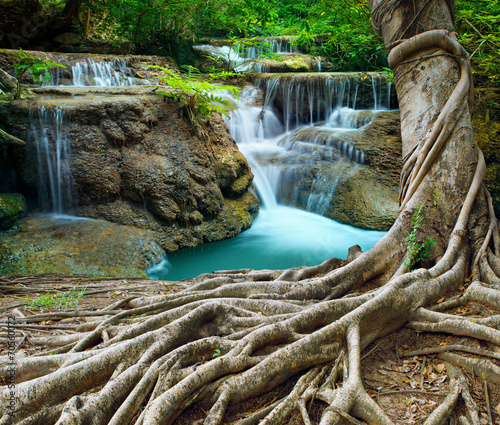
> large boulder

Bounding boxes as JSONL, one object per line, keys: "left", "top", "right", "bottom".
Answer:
{"left": 0, "top": 215, "right": 164, "bottom": 277}
{"left": 0, "top": 87, "right": 258, "bottom": 255}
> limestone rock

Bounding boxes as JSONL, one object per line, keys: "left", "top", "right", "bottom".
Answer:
{"left": 0, "top": 87, "right": 258, "bottom": 255}
{"left": 0, "top": 215, "right": 164, "bottom": 277}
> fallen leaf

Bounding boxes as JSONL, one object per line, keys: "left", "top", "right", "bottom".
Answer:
{"left": 435, "top": 363, "right": 446, "bottom": 373}
{"left": 437, "top": 297, "right": 444, "bottom": 303}
{"left": 439, "top": 342, "right": 447, "bottom": 346}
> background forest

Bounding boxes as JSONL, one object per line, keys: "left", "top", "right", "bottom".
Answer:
{"left": 0, "top": 0, "right": 498, "bottom": 83}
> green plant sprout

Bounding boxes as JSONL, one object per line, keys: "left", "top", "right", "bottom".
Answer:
{"left": 1, "top": 48, "right": 67, "bottom": 98}
{"left": 433, "top": 190, "right": 441, "bottom": 206}
{"left": 23, "top": 286, "right": 86, "bottom": 311}
{"left": 213, "top": 349, "right": 221, "bottom": 358}
{"left": 404, "top": 205, "right": 436, "bottom": 271}
{"left": 149, "top": 65, "right": 239, "bottom": 121}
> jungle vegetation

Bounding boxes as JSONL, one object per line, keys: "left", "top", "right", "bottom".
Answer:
{"left": 0, "top": 0, "right": 498, "bottom": 79}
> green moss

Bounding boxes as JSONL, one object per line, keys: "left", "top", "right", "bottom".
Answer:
{"left": 223, "top": 191, "right": 259, "bottom": 231}
{"left": 282, "top": 56, "right": 310, "bottom": 72}
{"left": 230, "top": 174, "right": 252, "bottom": 195}
{"left": 0, "top": 193, "right": 27, "bottom": 230}
{"left": 485, "top": 165, "right": 500, "bottom": 216}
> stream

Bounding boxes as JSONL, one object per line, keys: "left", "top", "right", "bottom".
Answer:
{"left": 148, "top": 80, "right": 388, "bottom": 280}
{"left": 22, "top": 53, "right": 392, "bottom": 280}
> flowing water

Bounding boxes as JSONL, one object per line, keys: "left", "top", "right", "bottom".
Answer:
{"left": 194, "top": 37, "right": 299, "bottom": 73}
{"left": 148, "top": 75, "right": 390, "bottom": 280}
{"left": 45, "top": 58, "right": 149, "bottom": 87}
{"left": 28, "top": 106, "right": 74, "bottom": 214}
{"left": 28, "top": 68, "right": 391, "bottom": 280}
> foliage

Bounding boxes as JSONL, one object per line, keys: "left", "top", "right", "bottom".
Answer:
{"left": 151, "top": 65, "right": 239, "bottom": 119}
{"left": 3, "top": 0, "right": 498, "bottom": 79}
{"left": 23, "top": 286, "right": 86, "bottom": 311}
{"left": 404, "top": 205, "right": 436, "bottom": 271}
{"left": 213, "top": 349, "right": 221, "bottom": 357}
{"left": 456, "top": 0, "right": 500, "bottom": 83}
{"left": 2, "top": 48, "right": 67, "bottom": 85}
{"left": 433, "top": 190, "right": 441, "bottom": 207}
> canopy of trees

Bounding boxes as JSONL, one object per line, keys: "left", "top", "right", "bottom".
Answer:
{"left": 0, "top": 0, "right": 498, "bottom": 77}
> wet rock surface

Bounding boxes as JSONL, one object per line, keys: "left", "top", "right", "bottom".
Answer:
{"left": 0, "top": 215, "right": 164, "bottom": 277}
{"left": 0, "top": 87, "right": 258, "bottom": 260}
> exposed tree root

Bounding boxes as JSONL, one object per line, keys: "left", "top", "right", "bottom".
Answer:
{"left": 2, "top": 1, "right": 500, "bottom": 424}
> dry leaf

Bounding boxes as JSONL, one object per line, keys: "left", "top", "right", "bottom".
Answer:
{"left": 437, "top": 297, "right": 444, "bottom": 303}
{"left": 435, "top": 363, "right": 446, "bottom": 373}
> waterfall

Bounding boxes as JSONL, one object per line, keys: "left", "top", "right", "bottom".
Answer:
{"left": 28, "top": 106, "right": 74, "bottom": 214}
{"left": 46, "top": 58, "right": 149, "bottom": 87}
{"left": 194, "top": 37, "right": 298, "bottom": 73}
{"left": 194, "top": 45, "right": 253, "bottom": 72}
{"left": 223, "top": 73, "right": 393, "bottom": 215}
{"left": 236, "top": 37, "right": 298, "bottom": 58}
{"left": 149, "top": 74, "right": 391, "bottom": 279}
{"left": 262, "top": 73, "right": 390, "bottom": 131}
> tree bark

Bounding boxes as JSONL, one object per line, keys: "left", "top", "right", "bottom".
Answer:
{"left": 0, "top": 1, "right": 498, "bottom": 424}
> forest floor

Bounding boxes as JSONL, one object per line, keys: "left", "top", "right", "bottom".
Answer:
{"left": 1, "top": 274, "right": 500, "bottom": 425}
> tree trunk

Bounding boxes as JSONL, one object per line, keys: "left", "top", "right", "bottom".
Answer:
{"left": 63, "top": 0, "right": 83, "bottom": 24}
{"left": 1, "top": 1, "right": 499, "bottom": 424}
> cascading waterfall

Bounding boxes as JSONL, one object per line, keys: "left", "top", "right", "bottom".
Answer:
{"left": 194, "top": 37, "right": 299, "bottom": 73}
{"left": 236, "top": 37, "right": 299, "bottom": 58}
{"left": 148, "top": 74, "right": 390, "bottom": 280}
{"left": 45, "top": 58, "right": 149, "bottom": 87}
{"left": 28, "top": 106, "right": 74, "bottom": 214}
{"left": 250, "top": 73, "right": 390, "bottom": 214}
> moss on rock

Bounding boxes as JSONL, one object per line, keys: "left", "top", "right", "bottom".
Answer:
{"left": 0, "top": 215, "right": 165, "bottom": 277}
{"left": 0, "top": 193, "right": 27, "bottom": 230}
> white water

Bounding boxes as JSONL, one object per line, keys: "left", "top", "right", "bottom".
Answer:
{"left": 46, "top": 58, "right": 150, "bottom": 87}
{"left": 194, "top": 38, "right": 298, "bottom": 73}
{"left": 28, "top": 106, "right": 74, "bottom": 214}
{"left": 148, "top": 77, "right": 390, "bottom": 280}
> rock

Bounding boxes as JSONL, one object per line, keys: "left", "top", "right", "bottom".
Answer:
{"left": 0, "top": 215, "right": 165, "bottom": 277}
{"left": 53, "top": 33, "right": 82, "bottom": 45}
{"left": 0, "top": 68, "right": 18, "bottom": 92}
{"left": 0, "top": 87, "right": 258, "bottom": 254}
{"left": 0, "top": 193, "right": 27, "bottom": 230}
{"left": 256, "top": 54, "right": 313, "bottom": 73}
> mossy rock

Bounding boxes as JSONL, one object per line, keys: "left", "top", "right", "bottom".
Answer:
{"left": 0, "top": 193, "right": 27, "bottom": 230}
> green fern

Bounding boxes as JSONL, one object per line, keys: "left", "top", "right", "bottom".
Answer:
{"left": 404, "top": 205, "right": 436, "bottom": 271}
{"left": 150, "top": 66, "right": 239, "bottom": 119}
